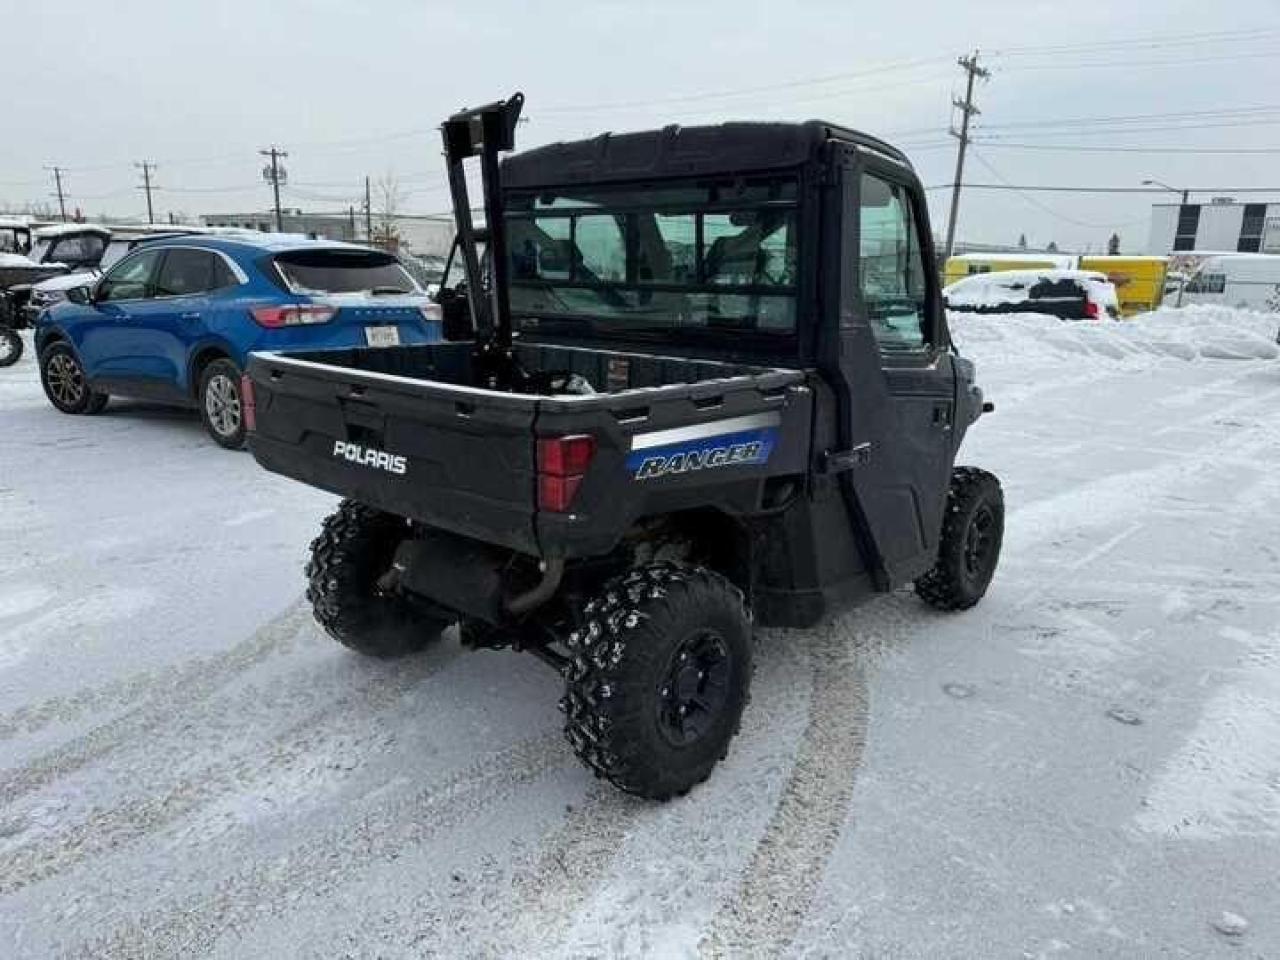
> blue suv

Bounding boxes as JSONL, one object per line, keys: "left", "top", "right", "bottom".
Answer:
{"left": 34, "top": 234, "right": 443, "bottom": 447}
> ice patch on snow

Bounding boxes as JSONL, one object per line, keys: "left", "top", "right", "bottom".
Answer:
{"left": 1136, "top": 626, "right": 1280, "bottom": 839}
{"left": 224, "top": 508, "right": 276, "bottom": 528}
{"left": 0, "top": 587, "right": 156, "bottom": 673}
{"left": 0, "top": 584, "right": 55, "bottom": 620}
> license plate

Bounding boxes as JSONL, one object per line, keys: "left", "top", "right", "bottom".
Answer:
{"left": 364, "top": 325, "right": 400, "bottom": 348}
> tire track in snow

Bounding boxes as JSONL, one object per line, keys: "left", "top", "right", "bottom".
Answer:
{"left": 699, "top": 621, "right": 871, "bottom": 959}
{"left": 482, "top": 783, "right": 641, "bottom": 956}
{"left": 0, "top": 600, "right": 313, "bottom": 807}
{"left": 72, "top": 733, "right": 567, "bottom": 960}
{"left": 0, "top": 639, "right": 464, "bottom": 895}
{"left": 0, "top": 599, "right": 313, "bottom": 743}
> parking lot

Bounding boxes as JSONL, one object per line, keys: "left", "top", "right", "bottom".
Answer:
{"left": 1, "top": 311, "right": 1277, "bottom": 958}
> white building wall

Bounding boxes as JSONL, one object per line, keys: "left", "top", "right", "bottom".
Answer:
{"left": 1147, "top": 205, "right": 1178, "bottom": 254}
{"left": 1197, "top": 204, "right": 1245, "bottom": 252}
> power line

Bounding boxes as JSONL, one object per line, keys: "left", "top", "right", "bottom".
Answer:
{"left": 534, "top": 55, "right": 952, "bottom": 114}
{"left": 972, "top": 104, "right": 1280, "bottom": 130}
{"left": 943, "top": 184, "right": 1280, "bottom": 194}
{"left": 992, "top": 26, "right": 1280, "bottom": 57}
{"left": 970, "top": 141, "right": 1280, "bottom": 155}
{"left": 995, "top": 47, "right": 1280, "bottom": 72}
{"left": 966, "top": 150, "right": 1151, "bottom": 230}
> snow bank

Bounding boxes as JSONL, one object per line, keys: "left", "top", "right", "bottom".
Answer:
{"left": 951, "top": 304, "right": 1280, "bottom": 367}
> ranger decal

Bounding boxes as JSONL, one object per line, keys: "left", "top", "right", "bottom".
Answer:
{"left": 626, "top": 413, "right": 781, "bottom": 481}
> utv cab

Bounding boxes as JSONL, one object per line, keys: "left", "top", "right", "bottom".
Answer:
{"left": 246, "top": 95, "right": 1004, "bottom": 799}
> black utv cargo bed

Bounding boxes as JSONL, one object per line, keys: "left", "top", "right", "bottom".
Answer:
{"left": 247, "top": 341, "right": 810, "bottom": 559}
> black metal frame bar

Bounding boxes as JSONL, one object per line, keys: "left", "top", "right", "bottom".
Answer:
{"left": 440, "top": 92, "right": 525, "bottom": 346}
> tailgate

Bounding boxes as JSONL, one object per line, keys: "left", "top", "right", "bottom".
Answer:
{"left": 246, "top": 353, "right": 540, "bottom": 555}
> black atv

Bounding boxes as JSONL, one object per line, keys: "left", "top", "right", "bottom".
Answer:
{"left": 245, "top": 95, "right": 1004, "bottom": 800}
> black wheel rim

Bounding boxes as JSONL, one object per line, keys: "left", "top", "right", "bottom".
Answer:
{"left": 963, "top": 504, "right": 997, "bottom": 578}
{"left": 0, "top": 332, "right": 16, "bottom": 362}
{"left": 656, "top": 629, "right": 731, "bottom": 747}
{"left": 47, "top": 353, "right": 85, "bottom": 406}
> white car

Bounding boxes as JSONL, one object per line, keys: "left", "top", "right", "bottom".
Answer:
{"left": 26, "top": 229, "right": 196, "bottom": 315}
{"left": 944, "top": 268, "right": 1120, "bottom": 321}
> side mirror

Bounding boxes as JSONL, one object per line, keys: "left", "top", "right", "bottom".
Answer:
{"left": 66, "top": 285, "right": 92, "bottom": 306}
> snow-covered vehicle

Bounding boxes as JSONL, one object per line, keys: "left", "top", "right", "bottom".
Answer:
{"left": 24, "top": 228, "right": 198, "bottom": 320}
{"left": 245, "top": 94, "right": 1005, "bottom": 800}
{"left": 1170, "top": 253, "right": 1280, "bottom": 312}
{"left": 944, "top": 268, "right": 1120, "bottom": 321}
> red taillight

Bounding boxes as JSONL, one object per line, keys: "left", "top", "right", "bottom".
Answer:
{"left": 1084, "top": 299, "right": 1100, "bottom": 320}
{"left": 251, "top": 304, "right": 337, "bottom": 328}
{"left": 240, "top": 374, "right": 256, "bottom": 432}
{"left": 537, "top": 434, "right": 596, "bottom": 513}
{"left": 538, "top": 435, "right": 596, "bottom": 477}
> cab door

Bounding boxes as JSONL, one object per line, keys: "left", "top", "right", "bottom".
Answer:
{"left": 829, "top": 146, "right": 958, "bottom": 587}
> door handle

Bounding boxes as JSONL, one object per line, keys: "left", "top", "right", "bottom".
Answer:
{"left": 180, "top": 312, "right": 202, "bottom": 320}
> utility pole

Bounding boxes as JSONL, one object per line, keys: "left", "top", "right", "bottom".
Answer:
{"left": 135, "top": 161, "right": 157, "bottom": 224}
{"left": 364, "top": 175, "right": 373, "bottom": 243}
{"left": 260, "top": 146, "right": 289, "bottom": 232}
{"left": 943, "top": 51, "right": 990, "bottom": 261}
{"left": 46, "top": 166, "right": 68, "bottom": 222}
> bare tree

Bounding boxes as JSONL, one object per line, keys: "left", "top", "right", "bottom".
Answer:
{"left": 372, "top": 172, "right": 404, "bottom": 250}
{"left": 1017, "top": 233, "right": 1027, "bottom": 250}
{"left": 1107, "top": 232, "right": 1120, "bottom": 255}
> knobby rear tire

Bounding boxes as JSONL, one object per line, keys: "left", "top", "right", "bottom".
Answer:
{"left": 306, "top": 499, "right": 452, "bottom": 658}
{"left": 561, "top": 563, "right": 752, "bottom": 801}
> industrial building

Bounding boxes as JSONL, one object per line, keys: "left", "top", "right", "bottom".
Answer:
{"left": 1147, "top": 199, "right": 1280, "bottom": 254}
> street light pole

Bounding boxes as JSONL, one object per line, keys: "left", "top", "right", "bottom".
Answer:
{"left": 1142, "top": 178, "right": 1188, "bottom": 206}
{"left": 1143, "top": 179, "right": 1191, "bottom": 306}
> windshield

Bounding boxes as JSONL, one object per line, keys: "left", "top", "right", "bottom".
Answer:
{"left": 270, "top": 249, "right": 419, "bottom": 295}
{"left": 505, "top": 178, "right": 799, "bottom": 339}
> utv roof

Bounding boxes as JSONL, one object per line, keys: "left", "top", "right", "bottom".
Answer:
{"left": 501, "top": 121, "right": 912, "bottom": 190}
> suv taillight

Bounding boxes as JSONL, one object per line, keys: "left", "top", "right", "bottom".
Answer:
{"left": 240, "top": 374, "right": 257, "bottom": 432}
{"left": 251, "top": 304, "right": 336, "bottom": 327}
{"left": 537, "top": 434, "right": 596, "bottom": 513}
{"left": 1084, "top": 299, "right": 1101, "bottom": 320}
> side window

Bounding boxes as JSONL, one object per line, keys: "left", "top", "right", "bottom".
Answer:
{"left": 155, "top": 249, "right": 219, "bottom": 296}
{"left": 98, "top": 249, "right": 163, "bottom": 302}
{"left": 858, "top": 173, "right": 930, "bottom": 351}
{"left": 209, "top": 254, "right": 239, "bottom": 290}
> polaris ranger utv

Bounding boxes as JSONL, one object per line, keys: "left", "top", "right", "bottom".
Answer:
{"left": 245, "top": 94, "right": 1004, "bottom": 800}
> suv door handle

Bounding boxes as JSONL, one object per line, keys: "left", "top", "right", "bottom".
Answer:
{"left": 180, "top": 312, "right": 202, "bottom": 320}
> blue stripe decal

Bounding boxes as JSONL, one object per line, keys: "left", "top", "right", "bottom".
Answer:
{"left": 626, "top": 427, "right": 778, "bottom": 480}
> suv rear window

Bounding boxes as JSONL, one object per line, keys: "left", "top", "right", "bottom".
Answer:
{"left": 270, "top": 249, "right": 418, "bottom": 295}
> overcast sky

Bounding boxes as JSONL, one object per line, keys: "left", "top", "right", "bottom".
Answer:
{"left": 4, "top": 0, "right": 1279, "bottom": 252}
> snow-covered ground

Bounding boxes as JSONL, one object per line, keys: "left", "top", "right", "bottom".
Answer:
{"left": 1, "top": 306, "right": 1278, "bottom": 958}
